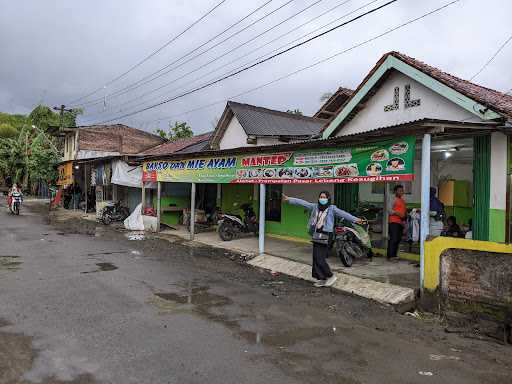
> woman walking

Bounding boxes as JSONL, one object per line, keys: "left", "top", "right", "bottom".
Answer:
{"left": 283, "top": 191, "right": 364, "bottom": 287}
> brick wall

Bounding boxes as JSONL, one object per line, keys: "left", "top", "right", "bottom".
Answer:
{"left": 440, "top": 248, "right": 512, "bottom": 321}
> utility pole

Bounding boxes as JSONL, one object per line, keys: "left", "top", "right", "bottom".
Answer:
{"left": 53, "top": 104, "right": 73, "bottom": 131}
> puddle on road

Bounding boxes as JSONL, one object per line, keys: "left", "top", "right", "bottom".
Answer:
{"left": 0, "top": 323, "right": 98, "bottom": 384}
{"left": 239, "top": 326, "right": 338, "bottom": 347}
{"left": 81, "top": 262, "right": 118, "bottom": 274}
{"left": 149, "top": 284, "right": 339, "bottom": 350}
{"left": 0, "top": 255, "right": 22, "bottom": 271}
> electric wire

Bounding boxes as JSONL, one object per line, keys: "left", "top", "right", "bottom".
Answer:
{"left": 90, "top": 0, "right": 360, "bottom": 118}
{"left": 137, "top": 0, "right": 461, "bottom": 129}
{"left": 93, "top": 0, "right": 381, "bottom": 120}
{"left": 93, "top": 0, "right": 400, "bottom": 124}
{"left": 470, "top": 33, "right": 512, "bottom": 81}
{"left": 68, "top": 0, "right": 228, "bottom": 105}
{"left": 73, "top": 0, "right": 293, "bottom": 108}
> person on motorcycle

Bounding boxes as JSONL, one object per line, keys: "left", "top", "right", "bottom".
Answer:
{"left": 8, "top": 183, "right": 23, "bottom": 213}
{"left": 283, "top": 191, "right": 364, "bottom": 288}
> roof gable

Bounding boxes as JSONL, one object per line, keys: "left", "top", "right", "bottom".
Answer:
{"left": 210, "top": 101, "right": 324, "bottom": 148}
{"left": 323, "top": 52, "right": 510, "bottom": 138}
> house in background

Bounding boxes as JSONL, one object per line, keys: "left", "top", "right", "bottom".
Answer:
{"left": 210, "top": 101, "right": 325, "bottom": 149}
{"left": 58, "top": 124, "right": 165, "bottom": 213}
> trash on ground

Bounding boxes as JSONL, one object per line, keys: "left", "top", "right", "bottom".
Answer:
{"left": 418, "top": 371, "right": 433, "bottom": 376}
{"left": 125, "top": 232, "right": 145, "bottom": 241}
{"left": 429, "top": 354, "right": 460, "bottom": 361}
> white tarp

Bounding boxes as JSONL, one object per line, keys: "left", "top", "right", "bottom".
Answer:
{"left": 111, "top": 160, "right": 156, "bottom": 189}
{"left": 124, "top": 203, "right": 145, "bottom": 231}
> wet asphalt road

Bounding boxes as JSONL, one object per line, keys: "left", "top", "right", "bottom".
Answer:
{"left": 1, "top": 202, "right": 511, "bottom": 384}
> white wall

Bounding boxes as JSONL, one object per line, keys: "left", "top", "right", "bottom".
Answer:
{"left": 490, "top": 132, "right": 508, "bottom": 210}
{"left": 218, "top": 116, "right": 285, "bottom": 149}
{"left": 337, "top": 71, "right": 481, "bottom": 137}
{"left": 219, "top": 117, "right": 250, "bottom": 150}
{"left": 62, "top": 132, "right": 78, "bottom": 161}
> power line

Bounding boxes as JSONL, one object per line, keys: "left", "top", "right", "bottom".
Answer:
{"left": 68, "top": 0, "right": 228, "bottom": 105}
{"left": 93, "top": 0, "right": 399, "bottom": 124}
{"left": 73, "top": 0, "right": 290, "bottom": 108}
{"left": 139, "top": 0, "right": 461, "bottom": 128}
{"left": 90, "top": 0, "right": 359, "bottom": 118}
{"left": 93, "top": 0, "right": 380, "bottom": 119}
{"left": 470, "top": 33, "right": 512, "bottom": 81}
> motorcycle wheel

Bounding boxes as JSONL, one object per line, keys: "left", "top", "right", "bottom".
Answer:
{"left": 338, "top": 243, "right": 353, "bottom": 267}
{"left": 102, "top": 213, "right": 112, "bottom": 225}
{"left": 218, "top": 222, "right": 235, "bottom": 241}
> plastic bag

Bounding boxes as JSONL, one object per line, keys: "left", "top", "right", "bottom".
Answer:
{"left": 124, "top": 203, "right": 144, "bottom": 231}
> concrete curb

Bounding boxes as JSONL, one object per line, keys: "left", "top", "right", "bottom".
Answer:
{"left": 248, "top": 254, "right": 416, "bottom": 307}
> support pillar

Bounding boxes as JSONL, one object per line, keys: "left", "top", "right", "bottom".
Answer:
{"left": 156, "top": 181, "right": 161, "bottom": 232}
{"left": 190, "top": 182, "right": 196, "bottom": 240}
{"left": 84, "top": 164, "right": 88, "bottom": 214}
{"left": 258, "top": 184, "right": 266, "bottom": 254}
{"left": 141, "top": 182, "right": 146, "bottom": 212}
{"left": 420, "top": 133, "right": 431, "bottom": 291}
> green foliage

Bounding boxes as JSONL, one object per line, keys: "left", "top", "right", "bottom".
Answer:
{"left": 286, "top": 109, "right": 303, "bottom": 115}
{"left": 155, "top": 121, "right": 193, "bottom": 141}
{"left": 0, "top": 124, "right": 60, "bottom": 187}
{"left": 0, "top": 123, "right": 18, "bottom": 138}
{"left": 29, "top": 104, "right": 82, "bottom": 131}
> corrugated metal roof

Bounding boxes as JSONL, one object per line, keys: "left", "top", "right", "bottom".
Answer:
{"left": 140, "top": 132, "right": 212, "bottom": 155}
{"left": 228, "top": 101, "right": 324, "bottom": 137}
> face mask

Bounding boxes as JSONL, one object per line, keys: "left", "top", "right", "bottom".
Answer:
{"left": 318, "top": 198, "right": 328, "bottom": 205}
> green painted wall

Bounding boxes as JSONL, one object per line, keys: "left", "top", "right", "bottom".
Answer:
{"left": 160, "top": 196, "right": 189, "bottom": 226}
{"left": 266, "top": 203, "right": 310, "bottom": 240}
{"left": 444, "top": 206, "right": 473, "bottom": 227}
{"left": 221, "top": 184, "right": 255, "bottom": 215}
{"left": 489, "top": 209, "right": 506, "bottom": 243}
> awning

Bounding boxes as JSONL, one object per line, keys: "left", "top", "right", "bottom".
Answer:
{"left": 112, "top": 160, "right": 156, "bottom": 189}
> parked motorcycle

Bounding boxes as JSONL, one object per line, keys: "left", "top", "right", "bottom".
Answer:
{"left": 334, "top": 219, "right": 371, "bottom": 267}
{"left": 101, "top": 202, "right": 130, "bottom": 225}
{"left": 217, "top": 203, "right": 258, "bottom": 241}
{"left": 10, "top": 191, "right": 23, "bottom": 215}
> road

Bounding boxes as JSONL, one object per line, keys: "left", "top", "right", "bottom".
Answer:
{"left": 0, "top": 202, "right": 511, "bottom": 384}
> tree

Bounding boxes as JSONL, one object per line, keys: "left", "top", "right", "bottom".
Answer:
{"left": 286, "top": 109, "right": 303, "bottom": 115}
{"left": 29, "top": 105, "right": 82, "bottom": 131}
{"left": 0, "top": 123, "right": 18, "bottom": 138}
{"left": 0, "top": 124, "right": 60, "bottom": 189}
{"left": 155, "top": 121, "right": 193, "bottom": 141}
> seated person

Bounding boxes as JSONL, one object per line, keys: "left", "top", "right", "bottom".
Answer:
{"left": 442, "top": 216, "right": 463, "bottom": 238}
{"left": 465, "top": 218, "right": 473, "bottom": 239}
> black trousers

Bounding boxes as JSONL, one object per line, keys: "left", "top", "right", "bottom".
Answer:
{"left": 312, "top": 242, "right": 333, "bottom": 280}
{"left": 387, "top": 222, "right": 403, "bottom": 259}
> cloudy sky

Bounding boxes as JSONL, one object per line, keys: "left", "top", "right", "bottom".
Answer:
{"left": 1, "top": 0, "right": 511, "bottom": 134}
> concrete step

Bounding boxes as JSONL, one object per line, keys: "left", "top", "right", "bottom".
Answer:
{"left": 248, "top": 254, "right": 416, "bottom": 308}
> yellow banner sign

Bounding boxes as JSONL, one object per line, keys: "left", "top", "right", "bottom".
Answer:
{"left": 57, "top": 162, "right": 73, "bottom": 186}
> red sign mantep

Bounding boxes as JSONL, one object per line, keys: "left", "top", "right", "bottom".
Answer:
{"left": 142, "top": 170, "right": 157, "bottom": 182}
{"left": 241, "top": 153, "right": 292, "bottom": 167}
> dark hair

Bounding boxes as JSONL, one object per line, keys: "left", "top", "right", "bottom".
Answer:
{"left": 393, "top": 185, "right": 404, "bottom": 193}
{"left": 447, "top": 216, "right": 457, "bottom": 224}
{"left": 318, "top": 190, "right": 331, "bottom": 199}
